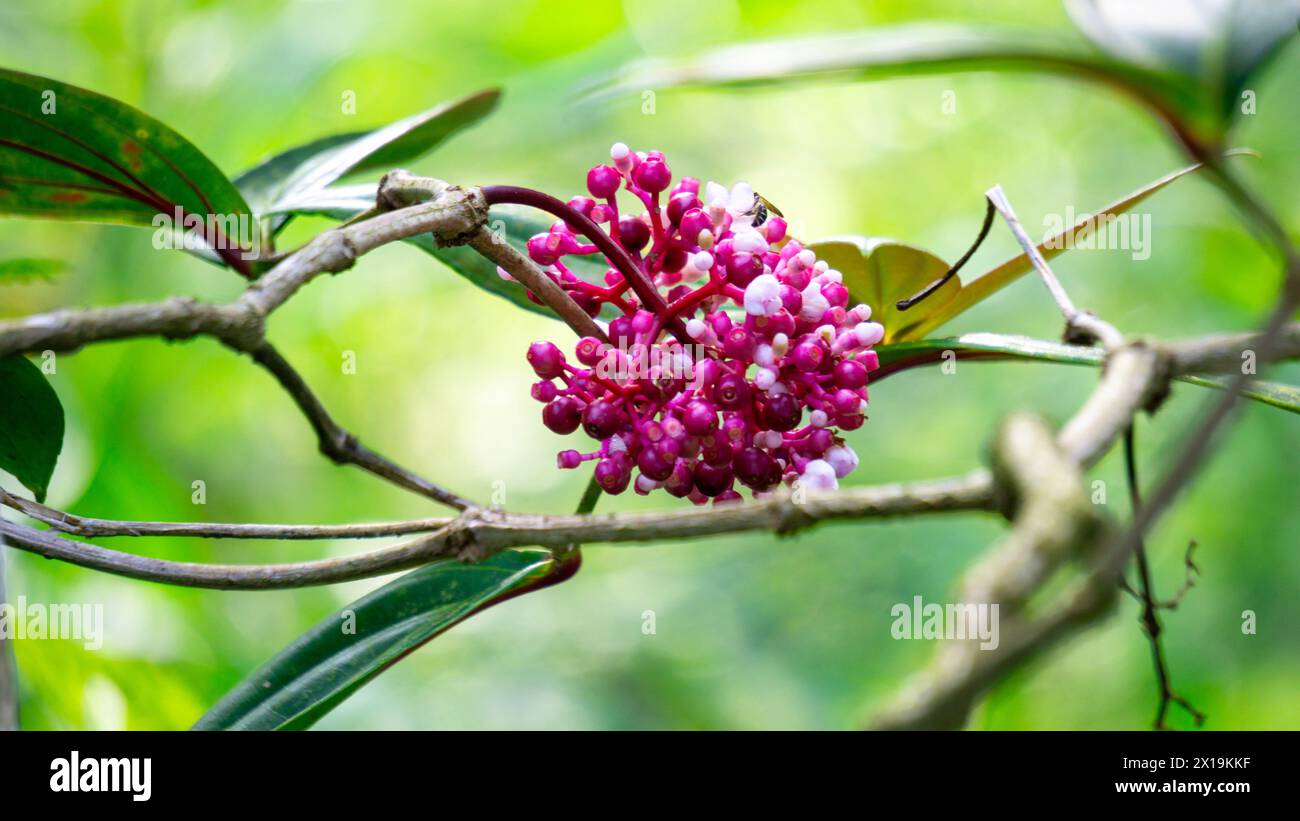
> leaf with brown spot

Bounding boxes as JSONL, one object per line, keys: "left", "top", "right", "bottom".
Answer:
{"left": 0, "top": 68, "right": 255, "bottom": 274}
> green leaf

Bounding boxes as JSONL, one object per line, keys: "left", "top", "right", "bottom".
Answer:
{"left": 233, "top": 89, "right": 500, "bottom": 222}
{"left": 809, "top": 238, "right": 954, "bottom": 345}
{"left": 595, "top": 23, "right": 1210, "bottom": 138}
{"left": 1066, "top": 0, "right": 1299, "bottom": 125}
{"left": 872, "top": 332, "right": 1300, "bottom": 415}
{"left": 874, "top": 333, "right": 1106, "bottom": 376}
{"left": 1178, "top": 374, "right": 1300, "bottom": 415}
{"left": 0, "top": 355, "right": 65, "bottom": 502}
{"left": 193, "top": 549, "right": 562, "bottom": 730}
{"left": 287, "top": 187, "right": 608, "bottom": 320}
{"left": 0, "top": 68, "right": 255, "bottom": 272}
{"left": 0, "top": 257, "right": 66, "bottom": 284}
{"left": 825, "top": 157, "right": 1219, "bottom": 344}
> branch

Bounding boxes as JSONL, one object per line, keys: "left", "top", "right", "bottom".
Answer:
{"left": 377, "top": 171, "right": 608, "bottom": 343}
{"left": 871, "top": 413, "right": 1109, "bottom": 730}
{"left": 985, "top": 184, "right": 1124, "bottom": 349}
{"left": 0, "top": 541, "right": 18, "bottom": 731}
{"left": 1124, "top": 424, "right": 1204, "bottom": 730}
{"left": 3, "top": 320, "right": 1292, "bottom": 590}
{"left": 0, "top": 488, "right": 448, "bottom": 540}
{"left": 0, "top": 183, "right": 489, "bottom": 359}
{"left": 0, "top": 182, "right": 490, "bottom": 511}
{"left": 249, "top": 343, "right": 474, "bottom": 509}
{"left": 0, "top": 474, "right": 990, "bottom": 589}
{"left": 868, "top": 194, "right": 1300, "bottom": 730}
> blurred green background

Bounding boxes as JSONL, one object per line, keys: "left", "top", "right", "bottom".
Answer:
{"left": 1, "top": 0, "right": 1297, "bottom": 730}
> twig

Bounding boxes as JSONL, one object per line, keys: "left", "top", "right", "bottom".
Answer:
{"left": 249, "top": 343, "right": 475, "bottom": 509}
{"left": 377, "top": 172, "right": 608, "bottom": 343}
{"left": 1160, "top": 540, "right": 1200, "bottom": 609}
{"left": 1124, "top": 424, "right": 1204, "bottom": 730}
{"left": 0, "top": 488, "right": 448, "bottom": 540}
{"left": 466, "top": 226, "right": 608, "bottom": 342}
{"left": 897, "top": 198, "right": 996, "bottom": 310}
{"left": 0, "top": 474, "right": 991, "bottom": 589}
{"left": 0, "top": 183, "right": 490, "bottom": 512}
{"left": 869, "top": 172, "right": 1300, "bottom": 730}
{"left": 985, "top": 185, "right": 1124, "bottom": 350}
{"left": 0, "top": 539, "right": 18, "bottom": 731}
{"left": 870, "top": 413, "right": 1108, "bottom": 729}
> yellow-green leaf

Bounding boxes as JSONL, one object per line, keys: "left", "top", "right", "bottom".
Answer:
{"left": 809, "top": 238, "right": 955, "bottom": 344}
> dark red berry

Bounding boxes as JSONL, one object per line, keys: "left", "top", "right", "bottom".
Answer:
{"left": 637, "top": 447, "right": 675, "bottom": 481}
{"left": 734, "top": 447, "right": 782, "bottom": 491}
{"left": 693, "top": 460, "right": 734, "bottom": 497}
{"left": 531, "top": 381, "right": 558, "bottom": 402}
{"left": 583, "top": 400, "right": 622, "bottom": 439}
{"left": 633, "top": 158, "right": 671, "bottom": 193}
{"left": 725, "top": 251, "right": 764, "bottom": 287}
{"left": 542, "top": 396, "right": 583, "bottom": 434}
{"left": 666, "top": 192, "right": 700, "bottom": 225}
{"left": 682, "top": 400, "right": 719, "bottom": 436}
{"left": 764, "top": 392, "right": 802, "bottom": 432}
{"left": 618, "top": 215, "right": 651, "bottom": 252}
{"left": 664, "top": 459, "right": 695, "bottom": 497}
{"left": 594, "top": 454, "right": 632, "bottom": 494}
{"left": 714, "top": 373, "right": 751, "bottom": 410}
{"left": 722, "top": 327, "right": 756, "bottom": 360}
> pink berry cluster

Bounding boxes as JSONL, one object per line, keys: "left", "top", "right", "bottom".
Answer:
{"left": 516, "top": 143, "right": 884, "bottom": 504}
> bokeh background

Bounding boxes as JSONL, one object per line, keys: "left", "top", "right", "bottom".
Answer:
{"left": 1, "top": 0, "right": 1297, "bottom": 730}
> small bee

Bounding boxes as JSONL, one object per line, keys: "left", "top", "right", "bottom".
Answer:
{"left": 743, "top": 192, "right": 784, "bottom": 228}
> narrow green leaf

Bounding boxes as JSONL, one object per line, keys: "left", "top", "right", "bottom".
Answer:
{"left": 1178, "top": 374, "right": 1300, "bottom": 415}
{"left": 0, "top": 355, "right": 65, "bottom": 502}
{"left": 233, "top": 89, "right": 500, "bottom": 222}
{"left": 193, "top": 549, "right": 560, "bottom": 730}
{"left": 874, "top": 333, "right": 1106, "bottom": 375}
{"left": 887, "top": 158, "right": 1218, "bottom": 341}
{"left": 0, "top": 68, "right": 255, "bottom": 272}
{"left": 873, "top": 333, "right": 1300, "bottom": 415}
{"left": 809, "top": 238, "right": 954, "bottom": 344}
{"left": 595, "top": 24, "right": 1208, "bottom": 137}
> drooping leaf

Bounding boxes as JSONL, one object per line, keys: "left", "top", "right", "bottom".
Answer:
{"left": 196, "top": 477, "right": 600, "bottom": 732}
{"left": 1066, "top": 0, "right": 1299, "bottom": 125}
{"left": 0, "top": 257, "right": 66, "bottom": 284}
{"left": 233, "top": 89, "right": 500, "bottom": 223}
{"left": 193, "top": 549, "right": 563, "bottom": 730}
{"left": 871, "top": 332, "right": 1300, "bottom": 415}
{"left": 0, "top": 68, "right": 255, "bottom": 273}
{"left": 0, "top": 355, "right": 65, "bottom": 502}
{"left": 594, "top": 23, "right": 1212, "bottom": 139}
{"left": 286, "top": 186, "right": 609, "bottom": 319}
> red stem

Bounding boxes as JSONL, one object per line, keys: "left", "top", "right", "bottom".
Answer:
{"left": 481, "top": 185, "right": 691, "bottom": 344}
